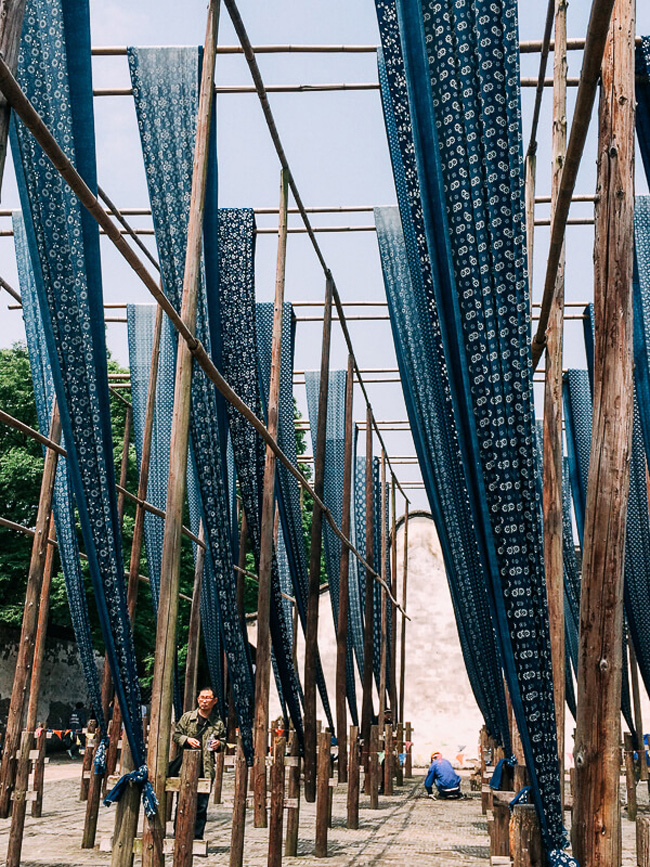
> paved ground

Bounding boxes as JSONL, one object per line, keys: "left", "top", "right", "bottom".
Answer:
{"left": 0, "top": 758, "right": 644, "bottom": 865}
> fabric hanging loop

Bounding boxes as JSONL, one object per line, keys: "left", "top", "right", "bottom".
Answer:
{"left": 11, "top": 0, "right": 154, "bottom": 814}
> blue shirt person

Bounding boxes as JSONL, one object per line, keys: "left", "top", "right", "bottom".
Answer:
{"left": 424, "top": 752, "right": 462, "bottom": 799}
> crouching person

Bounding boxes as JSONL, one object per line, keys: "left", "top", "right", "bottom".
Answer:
{"left": 173, "top": 687, "right": 226, "bottom": 839}
{"left": 425, "top": 751, "right": 462, "bottom": 800}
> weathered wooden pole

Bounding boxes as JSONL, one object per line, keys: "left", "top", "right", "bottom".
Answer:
{"left": 26, "top": 516, "right": 56, "bottom": 732}
{"left": 510, "top": 804, "right": 543, "bottom": 867}
{"left": 183, "top": 522, "right": 205, "bottom": 713}
{"left": 389, "top": 477, "right": 398, "bottom": 720}
{"left": 347, "top": 725, "right": 359, "bottom": 830}
{"left": 368, "top": 724, "right": 379, "bottom": 809}
{"left": 304, "top": 275, "right": 334, "bottom": 804}
{"left": 383, "top": 721, "right": 393, "bottom": 796}
{"left": 629, "top": 642, "right": 648, "bottom": 781}
{"left": 284, "top": 730, "right": 300, "bottom": 856}
{"left": 360, "top": 407, "right": 374, "bottom": 768}
{"left": 0, "top": 402, "right": 61, "bottom": 818}
{"left": 229, "top": 738, "right": 248, "bottom": 867}
{"left": 80, "top": 720, "right": 96, "bottom": 802}
{"left": 81, "top": 741, "right": 104, "bottom": 849}
{"left": 542, "top": 0, "right": 567, "bottom": 806}
{"left": 336, "top": 353, "right": 354, "bottom": 784}
{"left": 404, "top": 721, "right": 412, "bottom": 779}
{"left": 572, "top": 0, "right": 635, "bottom": 862}
{"left": 173, "top": 748, "right": 201, "bottom": 867}
{"left": 399, "top": 505, "right": 409, "bottom": 726}
{"left": 5, "top": 730, "right": 32, "bottom": 867}
{"left": 395, "top": 721, "right": 404, "bottom": 787}
{"left": 624, "top": 732, "right": 638, "bottom": 822}
{"left": 314, "top": 731, "right": 331, "bottom": 857}
{"left": 378, "top": 452, "right": 388, "bottom": 729}
{"left": 638, "top": 816, "right": 650, "bottom": 866}
{"left": 31, "top": 727, "right": 46, "bottom": 819}
{"left": 110, "top": 740, "right": 138, "bottom": 867}
{"left": 0, "top": 0, "right": 26, "bottom": 193}
{"left": 141, "top": 4, "right": 219, "bottom": 863}
{"left": 253, "top": 168, "right": 289, "bottom": 829}
{"left": 268, "top": 736, "right": 286, "bottom": 867}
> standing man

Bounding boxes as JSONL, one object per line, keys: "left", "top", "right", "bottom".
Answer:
{"left": 173, "top": 687, "right": 226, "bottom": 839}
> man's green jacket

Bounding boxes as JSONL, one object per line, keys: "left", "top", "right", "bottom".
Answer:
{"left": 172, "top": 708, "right": 226, "bottom": 779}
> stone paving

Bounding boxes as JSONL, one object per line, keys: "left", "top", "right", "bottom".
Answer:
{"left": 0, "top": 759, "right": 644, "bottom": 866}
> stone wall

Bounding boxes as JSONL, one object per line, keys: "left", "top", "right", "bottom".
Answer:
{"left": 0, "top": 624, "right": 102, "bottom": 729}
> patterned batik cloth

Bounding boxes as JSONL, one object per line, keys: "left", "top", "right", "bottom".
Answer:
{"left": 128, "top": 45, "right": 254, "bottom": 757}
{"left": 11, "top": 0, "right": 153, "bottom": 814}
{"left": 375, "top": 0, "right": 570, "bottom": 858}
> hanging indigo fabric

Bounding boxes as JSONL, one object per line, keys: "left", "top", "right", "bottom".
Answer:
{"left": 11, "top": 0, "right": 155, "bottom": 814}
{"left": 128, "top": 46, "right": 254, "bottom": 757}
{"left": 256, "top": 302, "right": 335, "bottom": 730}
{"left": 375, "top": 207, "right": 510, "bottom": 750}
{"left": 210, "top": 209, "right": 304, "bottom": 738}
{"left": 305, "top": 370, "right": 358, "bottom": 724}
{"left": 561, "top": 462, "right": 580, "bottom": 720}
{"left": 636, "top": 39, "right": 650, "bottom": 181}
{"left": 375, "top": 0, "right": 569, "bottom": 855}
{"left": 16, "top": 212, "right": 107, "bottom": 739}
{"left": 351, "top": 454, "right": 369, "bottom": 678}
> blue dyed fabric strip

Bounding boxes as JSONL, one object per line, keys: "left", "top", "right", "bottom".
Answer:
{"left": 128, "top": 46, "right": 254, "bottom": 757}
{"left": 15, "top": 212, "right": 106, "bottom": 738}
{"left": 636, "top": 39, "right": 650, "bottom": 183}
{"left": 11, "top": 0, "right": 154, "bottom": 815}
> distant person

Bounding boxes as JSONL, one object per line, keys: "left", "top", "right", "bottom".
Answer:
{"left": 67, "top": 702, "right": 88, "bottom": 758}
{"left": 172, "top": 687, "right": 226, "bottom": 840}
{"left": 425, "top": 751, "right": 462, "bottom": 800}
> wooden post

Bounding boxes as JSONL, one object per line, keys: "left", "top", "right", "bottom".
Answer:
{"left": 405, "top": 721, "right": 412, "bottom": 779}
{"left": 26, "top": 517, "right": 56, "bottom": 731}
{"left": 336, "top": 353, "right": 354, "bottom": 784}
{"left": 0, "top": 402, "right": 61, "bottom": 818}
{"left": 5, "top": 730, "right": 32, "bottom": 867}
{"left": 268, "top": 736, "right": 286, "bottom": 867}
{"left": 638, "top": 816, "right": 650, "bottom": 867}
{"left": 212, "top": 750, "right": 225, "bottom": 805}
{"left": 395, "top": 722, "right": 403, "bottom": 787}
{"left": 491, "top": 798, "right": 511, "bottom": 858}
{"left": 0, "top": 0, "right": 26, "bottom": 189}
{"left": 368, "top": 724, "right": 379, "bottom": 810}
{"left": 174, "top": 748, "right": 201, "bottom": 867}
{"left": 141, "top": 5, "right": 219, "bottom": 864}
{"left": 81, "top": 749, "right": 105, "bottom": 849}
{"left": 630, "top": 642, "right": 648, "bottom": 781}
{"left": 104, "top": 719, "right": 122, "bottom": 797}
{"left": 399, "top": 505, "right": 409, "bottom": 726}
{"left": 183, "top": 522, "right": 205, "bottom": 713}
{"left": 116, "top": 407, "right": 132, "bottom": 525}
{"left": 542, "top": 0, "right": 567, "bottom": 807}
{"left": 510, "top": 804, "right": 543, "bottom": 867}
{"left": 304, "top": 275, "right": 334, "bottom": 804}
{"left": 80, "top": 720, "right": 96, "bottom": 801}
{"left": 284, "top": 731, "right": 300, "bottom": 856}
{"left": 110, "top": 739, "right": 138, "bottom": 867}
{"left": 378, "top": 452, "right": 388, "bottom": 729}
{"left": 229, "top": 739, "right": 248, "bottom": 867}
{"left": 389, "top": 478, "right": 398, "bottom": 720}
{"left": 572, "top": 0, "right": 635, "bottom": 862}
{"left": 315, "top": 731, "right": 331, "bottom": 857}
{"left": 253, "top": 168, "right": 289, "bottom": 829}
{"left": 624, "top": 732, "right": 638, "bottom": 822}
{"left": 347, "top": 725, "right": 359, "bottom": 830}
{"left": 383, "top": 722, "right": 393, "bottom": 796}
{"left": 31, "top": 727, "right": 46, "bottom": 818}
{"left": 360, "top": 407, "right": 374, "bottom": 770}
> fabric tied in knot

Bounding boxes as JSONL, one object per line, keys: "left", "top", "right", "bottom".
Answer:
{"left": 93, "top": 736, "right": 109, "bottom": 775}
{"left": 548, "top": 850, "right": 579, "bottom": 866}
{"left": 489, "top": 754, "right": 517, "bottom": 790}
{"left": 104, "top": 764, "right": 159, "bottom": 818}
{"left": 508, "top": 785, "right": 531, "bottom": 811}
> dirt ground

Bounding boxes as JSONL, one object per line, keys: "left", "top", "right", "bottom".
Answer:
{"left": 0, "top": 758, "right": 643, "bottom": 866}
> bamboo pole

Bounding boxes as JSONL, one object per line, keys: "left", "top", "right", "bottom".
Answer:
{"left": 253, "top": 168, "right": 289, "bottom": 828}
{"left": 572, "top": 0, "right": 635, "bottom": 862}
{"left": 304, "top": 275, "right": 333, "bottom": 804}
{"left": 0, "top": 402, "right": 61, "bottom": 818}
{"left": 183, "top": 523, "right": 205, "bottom": 713}
{"left": 531, "top": 0, "right": 619, "bottom": 367}
{"left": 361, "top": 406, "right": 375, "bottom": 774}
{"left": 629, "top": 642, "right": 648, "bottom": 781}
{"left": 542, "top": 0, "right": 567, "bottom": 809}
{"left": 399, "top": 505, "right": 409, "bottom": 726}
{"left": 336, "top": 354, "right": 354, "bottom": 784}
{"left": 0, "top": 0, "right": 26, "bottom": 192}
{"left": 141, "top": 4, "right": 219, "bottom": 864}
{"left": 378, "top": 453, "right": 388, "bottom": 730}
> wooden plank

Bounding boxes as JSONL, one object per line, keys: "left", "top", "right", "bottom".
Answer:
{"left": 0, "top": 404, "right": 61, "bottom": 818}
{"left": 132, "top": 839, "right": 207, "bottom": 857}
{"left": 335, "top": 353, "right": 354, "bottom": 784}
{"left": 165, "top": 777, "right": 212, "bottom": 794}
{"left": 572, "top": 0, "right": 635, "bottom": 862}
{"left": 253, "top": 168, "right": 289, "bottom": 828}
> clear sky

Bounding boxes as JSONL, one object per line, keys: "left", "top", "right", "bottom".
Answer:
{"left": 0, "top": 0, "right": 648, "bottom": 512}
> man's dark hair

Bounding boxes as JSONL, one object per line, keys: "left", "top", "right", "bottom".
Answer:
{"left": 75, "top": 701, "right": 84, "bottom": 709}
{"left": 197, "top": 687, "right": 215, "bottom": 695}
